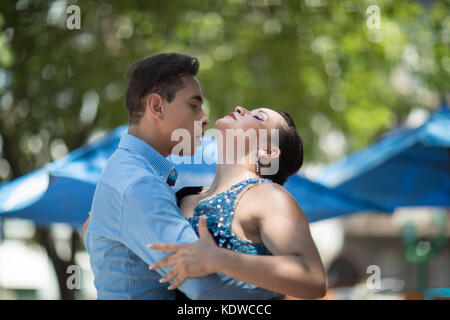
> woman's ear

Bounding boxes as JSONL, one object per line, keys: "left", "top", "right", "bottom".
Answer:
{"left": 258, "top": 147, "right": 281, "bottom": 166}
{"left": 146, "top": 93, "right": 165, "bottom": 120}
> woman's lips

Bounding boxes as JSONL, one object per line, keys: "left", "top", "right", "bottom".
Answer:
{"left": 228, "top": 112, "right": 236, "bottom": 120}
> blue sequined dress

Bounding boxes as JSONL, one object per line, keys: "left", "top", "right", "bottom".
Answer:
{"left": 176, "top": 178, "right": 272, "bottom": 256}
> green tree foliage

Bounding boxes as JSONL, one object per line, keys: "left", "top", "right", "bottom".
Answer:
{"left": 0, "top": 0, "right": 448, "bottom": 300}
{"left": 0, "top": 0, "right": 449, "bottom": 181}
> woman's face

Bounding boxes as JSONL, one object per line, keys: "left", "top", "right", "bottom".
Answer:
{"left": 215, "top": 106, "right": 287, "bottom": 161}
{"left": 215, "top": 106, "right": 285, "bottom": 132}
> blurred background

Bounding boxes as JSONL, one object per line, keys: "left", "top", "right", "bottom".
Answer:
{"left": 0, "top": 0, "right": 449, "bottom": 299}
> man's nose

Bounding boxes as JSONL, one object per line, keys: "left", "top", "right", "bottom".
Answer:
{"left": 201, "top": 112, "right": 210, "bottom": 127}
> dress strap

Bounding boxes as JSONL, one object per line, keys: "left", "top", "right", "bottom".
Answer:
{"left": 225, "top": 178, "right": 271, "bottom": 214}
{"left": 228, "top": 177, "right": 271, "bottom": 196}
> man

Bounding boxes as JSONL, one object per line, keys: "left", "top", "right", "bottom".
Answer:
{"left": 84, "top": 53, "right": 278, "bottom": 299}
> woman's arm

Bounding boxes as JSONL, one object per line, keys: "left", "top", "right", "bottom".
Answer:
{"left": 149, "top": 183, "right": 327, "bottom": 299}
{"left": 208, "top": 183, "right": 327, "bottom": 298}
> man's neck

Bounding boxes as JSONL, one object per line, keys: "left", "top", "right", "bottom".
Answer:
{"left": 128, "top": 125, "right": 170, "bottom": 158}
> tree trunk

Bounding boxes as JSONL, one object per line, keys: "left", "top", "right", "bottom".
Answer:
{"left": 35, "top": 227, "right": 79, "bottom": 300}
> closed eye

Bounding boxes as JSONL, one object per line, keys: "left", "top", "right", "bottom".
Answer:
{"left": 253, "top": 115, "right": 263, "bottom": 121}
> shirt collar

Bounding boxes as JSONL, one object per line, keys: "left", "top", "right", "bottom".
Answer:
{"left": 118, "top": 133, "right": 178, "bottom": 187}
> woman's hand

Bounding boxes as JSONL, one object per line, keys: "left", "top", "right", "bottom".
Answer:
{"left": 148, "top": 216, "right": 222, "bottom": 290}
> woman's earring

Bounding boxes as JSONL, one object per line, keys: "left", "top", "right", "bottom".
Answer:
{"left": 255, "top": 156, "right": 260, "bottom": 175}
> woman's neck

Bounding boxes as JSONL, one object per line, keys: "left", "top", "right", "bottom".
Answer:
{"left": 206, "top": 163, "right": 259, "bottom": 196}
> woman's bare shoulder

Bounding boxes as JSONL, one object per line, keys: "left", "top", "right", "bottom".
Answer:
{"left": 245, "top": 181, "right": 294, "bottom": 201}
{"left": 239, "top": 181, "right": 301, "bottom": 219}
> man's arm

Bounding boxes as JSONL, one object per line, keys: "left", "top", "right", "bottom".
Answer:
{"left": 119, "top": 176, "right": 279, "bottom": 300}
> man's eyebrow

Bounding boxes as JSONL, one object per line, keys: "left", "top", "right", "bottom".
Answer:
{"left": 189, "top": 95, "right": 203, "bottom": 103}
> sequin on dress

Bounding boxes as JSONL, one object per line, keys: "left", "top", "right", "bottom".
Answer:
{"left": 180, "top": 178, "right": 272, "bottom": 255}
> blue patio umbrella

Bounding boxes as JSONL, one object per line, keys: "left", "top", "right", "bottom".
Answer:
{"left": 316, "top": 106, "right": 450, "bottom": 211}
{"left": 0, "top": 126, "right": 386, "bottom": 228}
{"left": 283, "top": 174, "right": 389, "bottom": 222}
{"left": 0, "top": 126, "right": 128, "bottom": 227}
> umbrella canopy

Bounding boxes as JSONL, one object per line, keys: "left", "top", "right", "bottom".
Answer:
{"left": 283, "top": 174, "right": 388, "bottom": 222}
{"left": 0, "top": 126, "right": 386, "bottom": 227}
{"left": 0, "top": 126, "right": 128, "bottom": 227}
{"left": 316, "top": 106, "right": 450, "bottom": 211}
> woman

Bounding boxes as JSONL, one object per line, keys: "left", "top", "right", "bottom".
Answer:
{"left": 148, "top": 106, "right": 327, "bottom": 299}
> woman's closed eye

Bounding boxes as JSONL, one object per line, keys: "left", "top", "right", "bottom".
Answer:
{"left": 253, "top": 115, "right": 263, "bottom": 121}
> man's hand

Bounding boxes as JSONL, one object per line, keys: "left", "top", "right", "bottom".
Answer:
{"left": 148, "top": 216, "right": 221, "bottom": 290}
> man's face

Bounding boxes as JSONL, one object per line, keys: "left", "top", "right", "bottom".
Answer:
{"left": 163, "top": 75, "right": 209, "bottom": 156}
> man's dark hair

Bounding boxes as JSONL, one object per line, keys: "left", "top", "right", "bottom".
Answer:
{"left": 125, "top": 53, "right": 200, "bottom": 124}
{"left": 261, "top": 110, "right": 303, "bottom": 185}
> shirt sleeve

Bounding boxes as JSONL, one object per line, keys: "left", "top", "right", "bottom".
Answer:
{"left": 120, "top": 176, "right": 280, "bottom": 300}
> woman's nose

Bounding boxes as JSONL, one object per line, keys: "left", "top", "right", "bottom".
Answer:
{"left": 235, "top": 106, "right": 248, "bottom": 115}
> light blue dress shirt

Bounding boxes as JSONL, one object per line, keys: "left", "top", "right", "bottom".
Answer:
{"left": 85, "top": 133, "right": 279, "bottom": 300}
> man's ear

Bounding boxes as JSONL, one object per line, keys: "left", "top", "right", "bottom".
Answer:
{"left": 146, "top": 93, "right": 165, "bottom": 120}
{"left": 258, "top": 147, "right": 281, "bottom": 166}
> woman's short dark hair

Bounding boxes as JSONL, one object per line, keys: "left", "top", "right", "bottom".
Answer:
{"left": 125, "top": 53, "right": 199, "bottom": 124}
{"left": 261, "top": 110, "right": 303, "bottom": 185}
